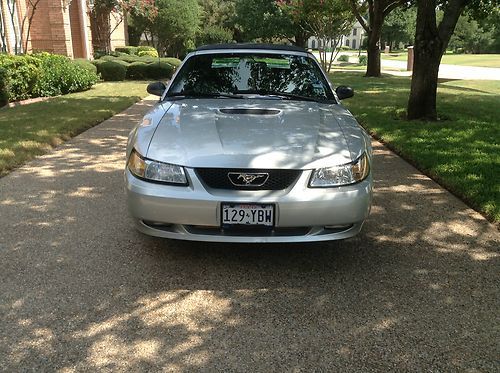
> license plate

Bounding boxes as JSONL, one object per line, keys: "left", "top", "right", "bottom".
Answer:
{"left": 221, "top": 203, "right": 274, "bottom": 226}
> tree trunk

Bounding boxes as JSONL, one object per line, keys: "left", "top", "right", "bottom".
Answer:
{"left": 407, "top": 46, "right": 441, "bottom": 120}
{"left": 90, "top": 7, "right": 112, "bottom": 53}
{"left": 365, "top": 16, "right": 383, "bottom": 77}
{"left": 407, "top": 0, "right": 466, "bottom": 120}
{"left": 365, "top": 30, "right": 381, "bottom": 77}
{"left": 294, "top": 30, "right": 308, "bottom": 48}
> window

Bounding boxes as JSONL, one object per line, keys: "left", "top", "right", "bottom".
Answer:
{"left": 311, "top": 40, "right": 316, "bottom": 49}
{"left": 352, "top": 39, "right": 357, "bottom": 49}
{"left": 346, "top": 39, "right": 350, "bottom": 47}
{"left": 169, "top": 53, "right": 336, "bottom": 101}
{"left": 353, "top": 28, "right": 357, "bottom": 36}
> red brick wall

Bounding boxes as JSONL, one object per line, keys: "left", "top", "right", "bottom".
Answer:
{"left": 69, "top": 0, "right": 83, "bottom": 58}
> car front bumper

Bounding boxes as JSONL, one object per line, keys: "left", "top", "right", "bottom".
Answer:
{"left": 125, "top": 168, "right": 372, "bottom": 243}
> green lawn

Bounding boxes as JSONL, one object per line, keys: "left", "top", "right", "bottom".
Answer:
{"left": 332, "top": 63, "right": 406, "bottom": 72}
{"left": 0, "top": 81, "right": 149, "bottom": 176}
{"left": 329, "top": 72, "right": 500, "bottom": 223}
{"left": 383, "top": 52, "right": 500, "bottom": 67}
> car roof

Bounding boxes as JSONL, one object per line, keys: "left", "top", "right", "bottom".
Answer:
{"left": 195, "top": 43, "right": 307, "bottom": 53}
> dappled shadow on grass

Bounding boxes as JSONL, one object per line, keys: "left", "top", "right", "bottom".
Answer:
{"left": 0, "top": 96, "right": 498, "bottom": 371}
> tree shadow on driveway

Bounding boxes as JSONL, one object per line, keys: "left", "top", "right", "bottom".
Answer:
{"left": 0, "top": 99, "right": 498, "bottom": 372}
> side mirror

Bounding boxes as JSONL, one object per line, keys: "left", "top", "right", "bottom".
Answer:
{"left": 147, "top": 81, "right": 167, "bottom": 96}
{"left": 336, "top": 85, "right": 354, "bottom": 100}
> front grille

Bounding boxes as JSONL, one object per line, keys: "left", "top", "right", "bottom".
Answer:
{"left": 195, "top": 168, "right": 301, "bottom": 190}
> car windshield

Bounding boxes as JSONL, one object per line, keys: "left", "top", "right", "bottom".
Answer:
{"left": 167, "top": 52, "right": 336, "bottom": 102}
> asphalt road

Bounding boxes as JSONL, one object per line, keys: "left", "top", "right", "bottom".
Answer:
{"left": 1, "top": 97, "right": 498, "bottom": 372}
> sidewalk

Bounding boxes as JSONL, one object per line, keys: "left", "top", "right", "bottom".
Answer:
{"left": 382, "top": 59, "right": 500, "bottom": 80}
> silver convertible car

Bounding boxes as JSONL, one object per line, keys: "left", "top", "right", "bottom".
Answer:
{"left": 125, "top": 44, "right": 373, "bottom": 242}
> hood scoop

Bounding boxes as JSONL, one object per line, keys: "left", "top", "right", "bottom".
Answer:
{"left": 218, "top": 108, "right": 281, "bottom": 115}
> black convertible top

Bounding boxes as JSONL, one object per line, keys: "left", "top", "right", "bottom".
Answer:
{"left": 196, "top": 43, "right": 308, "bottom": 53}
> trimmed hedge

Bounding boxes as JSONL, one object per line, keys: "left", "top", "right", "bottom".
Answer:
{"left": 96, "top": 61, "right": 127, "bottom": 81}
{"left": 73, "top": 59, "right": 98, "bottom": 75}
{"left": 137, "top": 46, "right": 157, "bottom": 53}
{"left": 145, "top": 62, "right": 174, "bottom": 79}
{"left": 160, "top": 57, "right": 181, "bottom": 68}
{"left": 115, "top": 45, "right": 158, "bottom": 56}
{"left": 138, "top": 50, "right": 159, "bottom": 58}
{"left": 115, "top": 46, "right": 139, "bottom": 55}
{"left": 94, "top": 54, "right": 180, "bottom": 80}
{"left": 126, "top": 62, "right": 149, "bottom": 80}
{"left": 338, "top": 54, "right": 349, "bottom": 62}
{"left": 359, "top": 55, "right": 367, "bottom": 65}
{"left": 0, "top": 67, "right": 8, "bottom": 107}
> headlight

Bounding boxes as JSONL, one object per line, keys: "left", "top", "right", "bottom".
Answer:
{"left": 128, "top": 149, "right": 188, "bottom": 185}
{"left": 309, "top": 152, "right": 370, "bottom": 187}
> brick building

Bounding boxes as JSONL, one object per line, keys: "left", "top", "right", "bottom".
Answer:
{"left": 0, "top": 0, "right": 127, "bottom": 59}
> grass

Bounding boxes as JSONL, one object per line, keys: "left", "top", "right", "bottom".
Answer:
{"left": 383, "top": 52, "right": 500, "bottom": 68}
{"left": 329, "top": 72, "right": 500, "bottom": 223}
{"left": 0, "top": 81, "right": 149, "bottom": 176}
{"left": 332, "top": 63, "right": 406, "bottom": 72}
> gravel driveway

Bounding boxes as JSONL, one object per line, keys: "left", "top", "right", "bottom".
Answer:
{"left": 1, "top": 97, "right": 498, "bottom": 372}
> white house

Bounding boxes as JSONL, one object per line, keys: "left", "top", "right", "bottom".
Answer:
{"left": 307, "top": 21, "right": 365, "bottom": 50}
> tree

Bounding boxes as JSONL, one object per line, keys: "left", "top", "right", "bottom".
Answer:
{"left": 233, "top": 0, "right": 309, "bottom": 46}
{"left": 148, "top": 0, "right": 200, "bottom": 57}
{"left": 381, "top": 6, "right": 416, "bottom": 50}
{"left": 4, "top": 0, "right": 21, "bottom": 54}
{"left": 196, "top": 0, "right": 235, "bottom": 46}
{"left": 407, "top": 0, "right": 485, "bottom": 120}
{"left": 279, "top": 0, "right": 355, "bottom": 72}
{"left": 348, "top": 0, "right": 408, "bottom": 76}
{"left": 448, "top": 13, "right": 493, "bottom": 53}
{"left": 0, "top": 1, "right": 9, "bottom": 52}
{"left": 20, "top": 0, "right": 42, "bottom": 53}
{"left": 196, "top": 25, "right": 233, "bottom": 46}
{"left": 90, "top": 0, "right": 157, "bottom": 53}
{"left": 198, "top": 0, "right": 236, "bottom": 29}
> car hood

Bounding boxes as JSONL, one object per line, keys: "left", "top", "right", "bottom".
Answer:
{"left": 146, "top": 99, "right": 356, "bottom": 169}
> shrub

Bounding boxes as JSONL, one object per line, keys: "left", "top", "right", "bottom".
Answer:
{"left": 159, "top": 57, "right": 182, "bottom": 69}
{"left": 115, "top": 46, "right": 139, "bottom": 55}
{"left": 94, "top": 50, "right": 107, "bottom": 59}
{"left": 96, "top": 61, "right": 127, "bottom": 81}
{"left": 127, "top": 62, "right": 149, "bottom": 80}
{"left": 33, "top": 53, "right": 99, "bottom": 96}
{"left": 100, "top": 55, "right": 119, "bottom": 62}
{"left": 145, "top": 62, "right": 174, "bottom": 79}
{"left": 91, "top": 59, "right": 106, "bottom": 67}
{"left": 358, "top": 55, "right": 367, "bottom": 65}
{"left": 137, "top": 46, "right": 157, "bottom": 52}
{"left": 73, "top": 59, "right": 98, "bottom": 75}
{"left": 0, "top": 54, "right": 41, "bottom": 101}
{"left": 0, "top": 67, "right": 9, "bottom": 107}
{"left": 138, "top": 49, "right": 159, "bottom": 58}
{"left": 0, "top": 53, "right": 98, "bottom": 103}
{"left": 119, "top": 54, "right": 155, "bottom": 64}
{"left": 337, "top": 54, "right": 349, "bottom": 62}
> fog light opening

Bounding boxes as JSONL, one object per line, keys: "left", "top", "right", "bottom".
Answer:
{"left": 324, "top": 224, "right": 353, "bottom": 231}
{"left": 143, "top": 220, "right": 172, "bottom": 228}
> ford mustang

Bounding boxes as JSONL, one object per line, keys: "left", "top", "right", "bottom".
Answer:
{"left": 125, "top": 44, "right": 373, "bottom": 242}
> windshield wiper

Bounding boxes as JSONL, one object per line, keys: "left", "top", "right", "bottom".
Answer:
{"left": 165, "top": 92, "right": 244, "bottom": 100}
{"left": 234, "top": 90, "right": 325, "bottom": 103}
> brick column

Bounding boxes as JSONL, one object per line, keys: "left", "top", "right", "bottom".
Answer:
{"left": 48, "top": 0, "right": 73, "bottom": 57}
